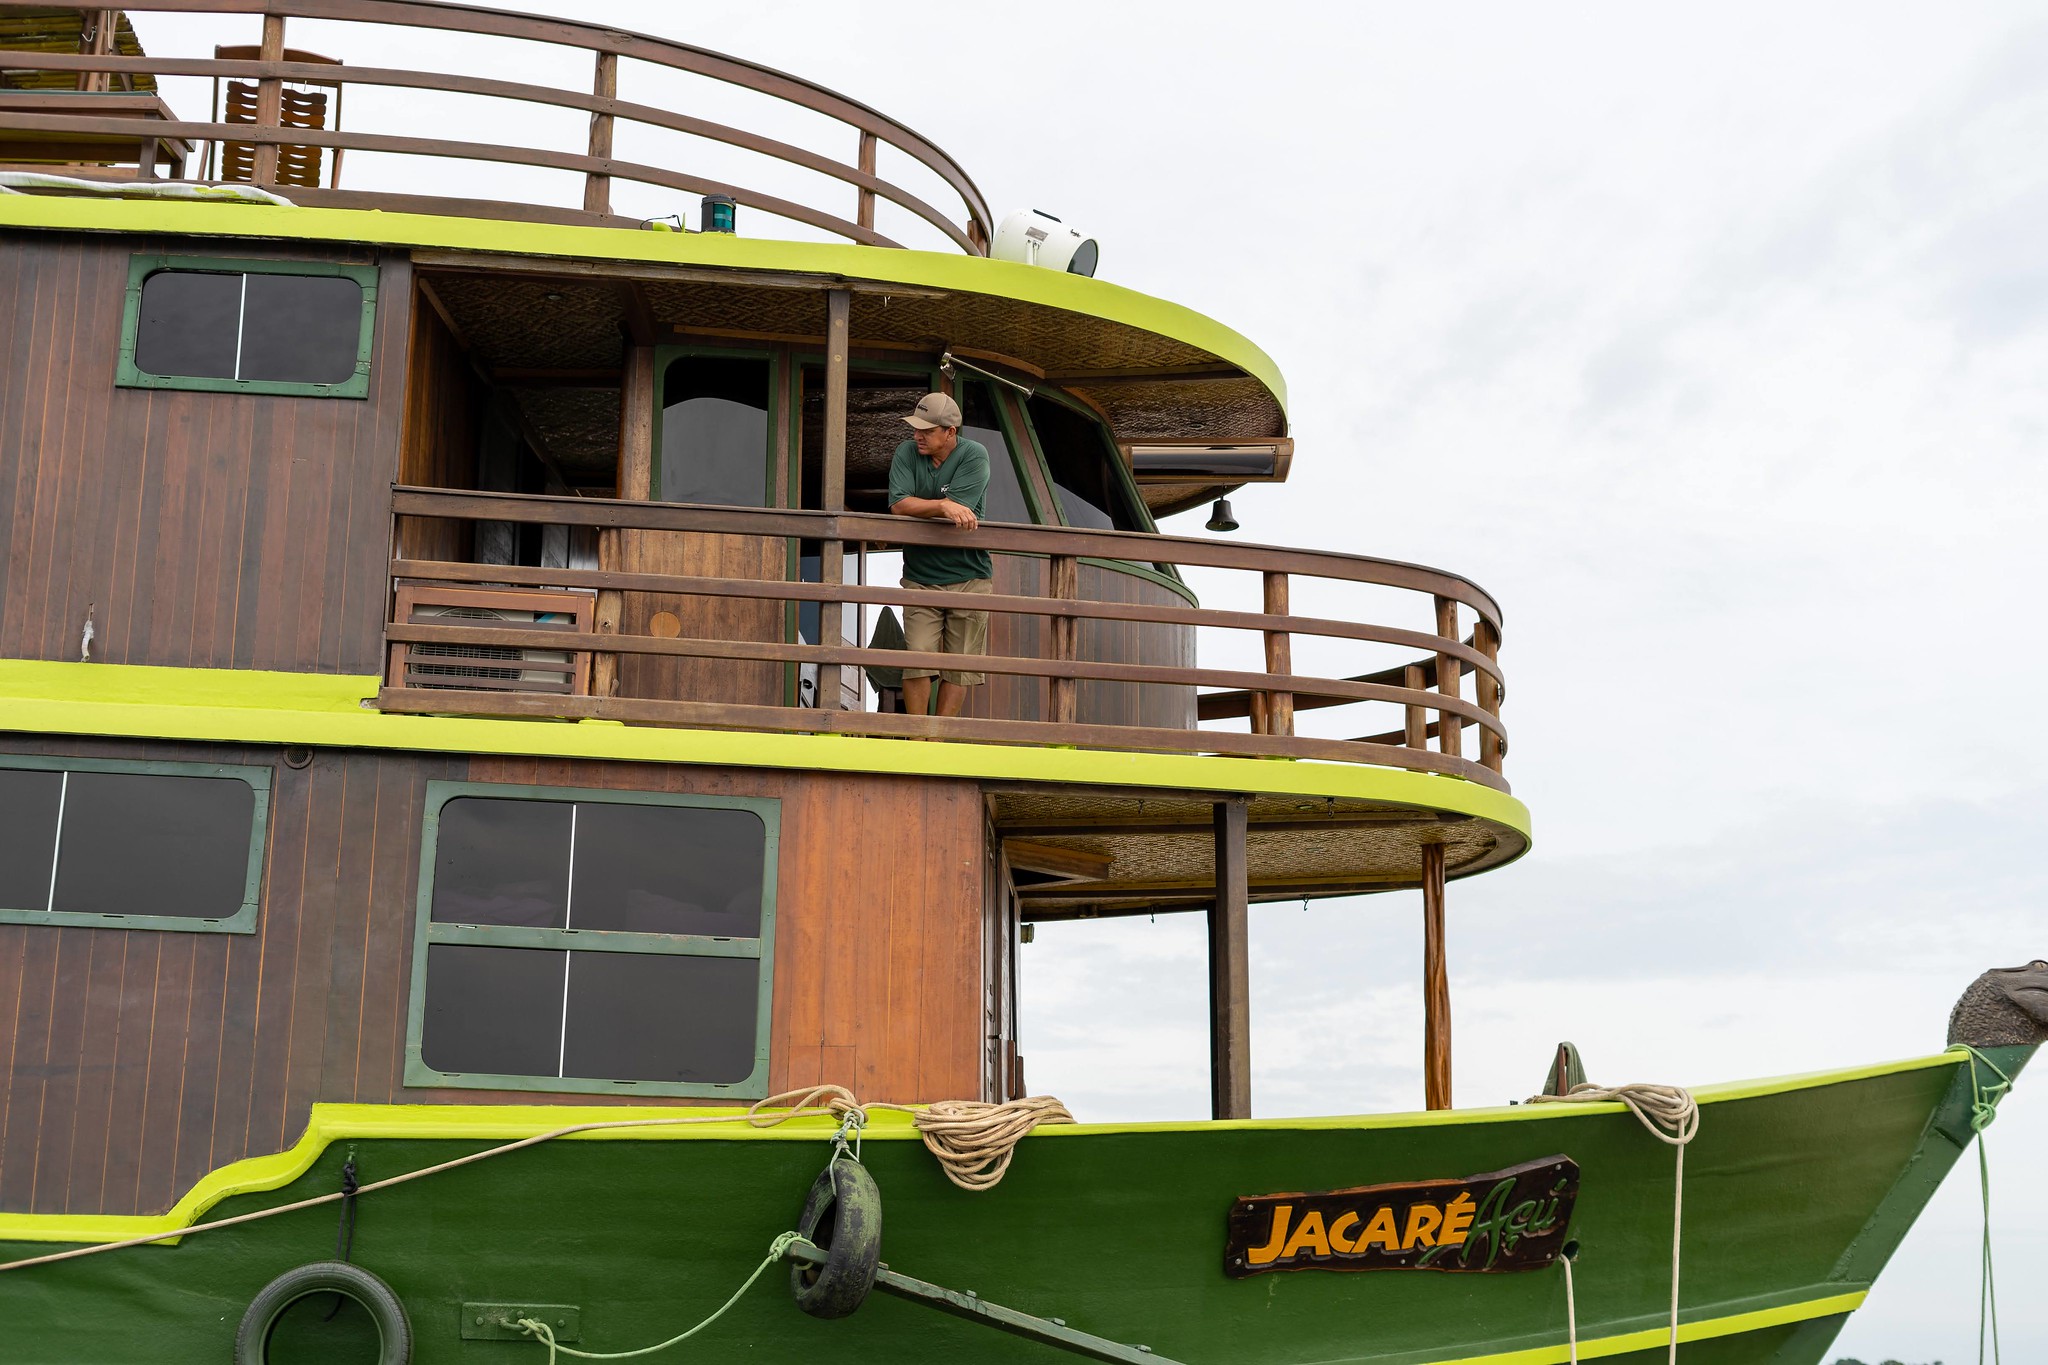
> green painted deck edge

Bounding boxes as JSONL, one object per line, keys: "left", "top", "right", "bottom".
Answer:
{"left": 0, "top": 195, "right": 1287, "bottom": 415}
{"left": 0, "top": 1050, "right": 1961, "bottom": 1248}
{"left": 0, "top": 660, "right": 1533, "bottom": 837}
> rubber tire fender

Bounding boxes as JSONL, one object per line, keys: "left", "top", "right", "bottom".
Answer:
{"left": 234, "top": 1260, "right": 412, "bottom": 1365}
{"left": 790, "top": 1156, "right": 883, "bottom": 1319}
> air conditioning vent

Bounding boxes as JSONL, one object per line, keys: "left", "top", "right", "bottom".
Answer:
{"left": 408, "top": 604, "right": 575, "bottom": 691}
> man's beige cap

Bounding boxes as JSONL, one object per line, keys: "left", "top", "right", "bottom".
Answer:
{"left": 903, "top": 392, "right": 963, "bottom": 430}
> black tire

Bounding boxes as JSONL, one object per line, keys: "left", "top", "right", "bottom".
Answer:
{"left": 790, "top": 1156, "right": 883, "bottom": 1319}
{"left": 234, "top": 1261, "right": 412, "bottom": 1365}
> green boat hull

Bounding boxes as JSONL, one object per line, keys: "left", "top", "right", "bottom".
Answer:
{"left": 0, "top": 1048, "right": 2026, "bottom": 1365}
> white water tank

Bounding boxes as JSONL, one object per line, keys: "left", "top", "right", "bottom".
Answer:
{"left": 991, "top": 209, "right": 1099, "bottom": 277}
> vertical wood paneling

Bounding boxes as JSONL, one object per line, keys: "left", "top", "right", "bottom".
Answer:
{"left": 614, "top": 528, "right": 785, "bottom": 705}
{"left": 0, "top": 738, "right": 986, "bottom": 1217}
{"left": 0, "top": 233, "right": 406, "bottom": 674}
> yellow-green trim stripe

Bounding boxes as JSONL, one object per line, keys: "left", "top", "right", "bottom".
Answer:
{"left": 0, "top": 196, "right": 1286, "bottom": 414}
{"left": 0, "top": 1051, "right": 1957, "bottom": 1247}
{"left": 0, "top": 660, "right": 1533, "bottom": 837}
{"left": 1424, "top": 1290, "right": 1865, "bottom": 1365}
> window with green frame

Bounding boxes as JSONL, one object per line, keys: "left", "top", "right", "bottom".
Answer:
{"left": 0, "top": 755, "right": 269, "bottom": 934}
{"left": 117, "top": 254, "right": 379, "bottom": 398}
{"left": 406, "top": 781, "right": 780, "bottom": 1099}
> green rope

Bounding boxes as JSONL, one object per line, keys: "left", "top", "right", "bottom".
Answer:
{"left": 1962, "top": 1046, "right": 2012, "bottom": 1365}
{"left": 515, "top": 1231, "right": 806, "bottom": 1363}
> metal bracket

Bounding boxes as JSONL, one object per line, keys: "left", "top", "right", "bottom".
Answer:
{"left": 460, "top": 1304, "right": 581, "bottom": 1342}
{"left": 783, "top": 1241, "right": 1177, "bottom": 1364}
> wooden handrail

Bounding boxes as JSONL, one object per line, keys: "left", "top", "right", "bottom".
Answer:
{"left": 0, "top": 0, "right": 992, "bottom": 249}
{"left": 383, "top": 487, "right": 1513, "bottom": 788}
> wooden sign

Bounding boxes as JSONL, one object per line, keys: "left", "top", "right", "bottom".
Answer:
{"left": 1224, "top": 1156, "right": 1579, "bottom": 1278}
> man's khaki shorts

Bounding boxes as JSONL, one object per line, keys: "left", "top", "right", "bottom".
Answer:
{"left": 901, "top": 577, "right": 992, "bottom": 685}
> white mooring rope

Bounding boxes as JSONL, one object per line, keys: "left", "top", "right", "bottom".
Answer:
{"left": 1527, "top": 1081, "right": 1699, "bottom": 1364}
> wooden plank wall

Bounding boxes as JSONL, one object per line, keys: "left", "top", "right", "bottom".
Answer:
{"left": 0, "top": 232, "right": 409, "bottom": 674}
{"left": 396, "top": 283, "right": 476, "bottom": 564}
{"left": 613, "top": 529, "right": 785, "bottom": 705}
{"left": 974, "top": 557, "right": 1194, "bottom": 730}
{"left": 0, "top": 736, "right": 985, "bottom": 1217}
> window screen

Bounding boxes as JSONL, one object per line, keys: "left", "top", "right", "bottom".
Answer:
{"left": 413, "top": 786, "right": 777, "bottom": 1095}
{"left": 0, "top": 758, "right": 269, "bottom": 933}
{"left": 658, "top": 355, "right": 772, "bottom": 506}
{"left": 130, "top": 266, "right": 368, "bottom": 389}
{"left": 961, "top": 383, "right": 1033, "bottom": 525}
{"left": 1028, "top": 394, "right": 1147, "bottom": 532}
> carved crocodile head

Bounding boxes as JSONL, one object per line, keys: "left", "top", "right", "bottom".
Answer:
{"left": 1946, "top": 959, "right": 2048, "bottom": 1048}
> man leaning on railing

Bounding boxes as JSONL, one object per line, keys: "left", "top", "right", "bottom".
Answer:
{"left": 887, "top": 392, "right": 992, "bottom": 717}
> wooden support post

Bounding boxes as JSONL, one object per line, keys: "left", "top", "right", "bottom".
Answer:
{"left": 1209, "top": 797, "right": 1251, "bottom": 1121}
{"left": 584, "top": 51, "right": 618, "bottom": 216}
{"left": 595, "top": 342, "right": 655, "bottom": 698}
{"left": 817, "top": 289, "right": 851, "bottom": 710}
{"left": 1262, "top": 571, "right": 1293, "bottom": 737}
{"left": 1049, "top": 554, "right": 1078, "bottom": 724}
{"left": 1422, "top": 840, "right": 1451, "bottom": 1110}
{"left": 856, "top": 130, "right": 878, "bottom": 231}
{"left": 251, "top": 13, "right": 285, "bottom": 186}
{"left": 1433, "top": 595, "right": 1462, "bottom": 760}
{"left": 1473, "top": 618, "right": 1503, "bottom": 774}
{"left": 1403, "top": 662, "right": 1428, "bottom": 749}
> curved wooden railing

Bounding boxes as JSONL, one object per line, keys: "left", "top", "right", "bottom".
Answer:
{"left": 381, "top": 488, "right": 1511, "bottom": 792}
{"left": 0, "top": 0, "right": 993, "bottom": 249}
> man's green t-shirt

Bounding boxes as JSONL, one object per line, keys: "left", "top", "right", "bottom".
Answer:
{"left": 888, "top": 436, "right": 993, "bottom": 585}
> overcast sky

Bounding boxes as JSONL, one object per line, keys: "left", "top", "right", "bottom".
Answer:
{"left": 125, "top": 3, "right": 2048, "bottom": 1358}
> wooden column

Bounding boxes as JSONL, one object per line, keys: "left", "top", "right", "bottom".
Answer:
{"left": 1422, "top": 840, "right": 1451, "bottom": 1110}
{"left": 1473, "top": 618, "right": 1503, "bottom": 774}
{"left": 1262, "top": 571, "right": 1294, "bottom": 737}
{"left": 816, "top": 288, "right": 851, "bottom": 710}
{"left": 1209, "top": 797, "right": 1251, "bottom": 1120}
{"left": 595, "top": 342, "right": 655, "bottom": 698}
{"left": 1403, "top": 662, "right": 1428, "bottom": 749}
{"left": 584, "top": 51, "right": 618, "bottom": 215}
{"left": 856, "top": 131, "right": 878, "bottom": 231}
{"left": 251, "top": 13, "right": 286, "bottom": 186}
{"left": 1049, "top": 554, "right": 1078, "bottom": 724}
{"left": 1433, "top": 595, "right": 1462, "bottom": 760}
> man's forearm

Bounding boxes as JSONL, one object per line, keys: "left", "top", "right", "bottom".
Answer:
{"left": 891, "top": 496, "right": 955, "bottom": 519}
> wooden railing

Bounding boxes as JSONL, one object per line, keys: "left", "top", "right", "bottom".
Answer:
{"left": 0, "top": 0, "right": 993, "bottom": 249}
{"left": 382, "top": 488, "right": 1512, "bottom": 792}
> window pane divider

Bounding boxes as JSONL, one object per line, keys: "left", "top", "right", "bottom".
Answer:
{"left": 424, "top": 921, "right": 763, "bottom": 960}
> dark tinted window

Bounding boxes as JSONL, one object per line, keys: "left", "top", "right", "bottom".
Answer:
{"left": 660, "top": 356, "right": 771, "bottom": 506}
{"left": 416, "top": 791, "right": 774, "bottom": 1091}
{"left": 562, "top": 953, "right": 757, "bottom": 1083}
{"left": 421, "top": 943, "right": 566, "bottom": 1077}
{"left": 571, "top": 802, "right": 764, "bottom": 937}
{"left": 1029, "top": 394, "right": 1146, "bottom": 532}
{"left": 134, "top": 270, "right": 240, "bottom": 379}
{"left": 0, "top": 767, "right": 63, "bottom": 911}
{"left": 239, "top": 274, "right": 364, "bottom": 384}
{"left": 134, "top": 268, "right": 363, "bottom": 386}
{"left": 431, "top": 797, "right": 572, "bottom": 927}
{"left": 961, "top": 384, "right": 1032, "bottom": 524}
{"left": 49, "top": 771, "right": 254, "bottom": 919}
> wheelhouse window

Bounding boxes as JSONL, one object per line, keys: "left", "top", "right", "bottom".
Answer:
{"left": 0, "top": 756, "right": 269, "bottom": 934}
{"left": 961, "top": 382, "right": 1034, "bottom": 524}
{"left": 407, "top": 783, "right": 779, "bottom": 1098}
{"left": 118, "top": 255, "right": 378, "bottom": 398}
{"left": 656, "top": 352, "right": 773, "bottom": 505}
{"left": 1028, "top": 393, "right": 1150, "bottom": 532}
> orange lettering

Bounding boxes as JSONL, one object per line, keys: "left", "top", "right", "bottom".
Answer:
{"left": 1402, "top": 1203, "right": 1443, "bottom": 1249}
{"left": 1327, "top": 1211, "right": 1361, "bottom": 1252}
{"left": 1439, "top": 1192, "right": 1476, "bottom": 1246}
{"left": 1354, "top": 1205, "right": 1401, "bottom": 1252}
{"left": 1280, "top": 1209, "right": 1331, "bottom": 1260}
{"left": 1246, "top": 1205, "right": 1293, "bottom": 1267}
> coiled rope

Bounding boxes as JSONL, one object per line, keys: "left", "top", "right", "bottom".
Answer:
{"left": 1961, "top": 1046, "right": 2012, "bottom": 1365}
{"left": 0, "top": 1086, "right": 1072, "bottom": 1275}
{"left": 1527, "top": 1081, "right": 1699, "bottom": 1365}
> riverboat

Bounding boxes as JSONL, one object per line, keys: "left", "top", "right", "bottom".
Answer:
{"left": 0, "top": 5, "right": 2040, "bottom": 1363}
